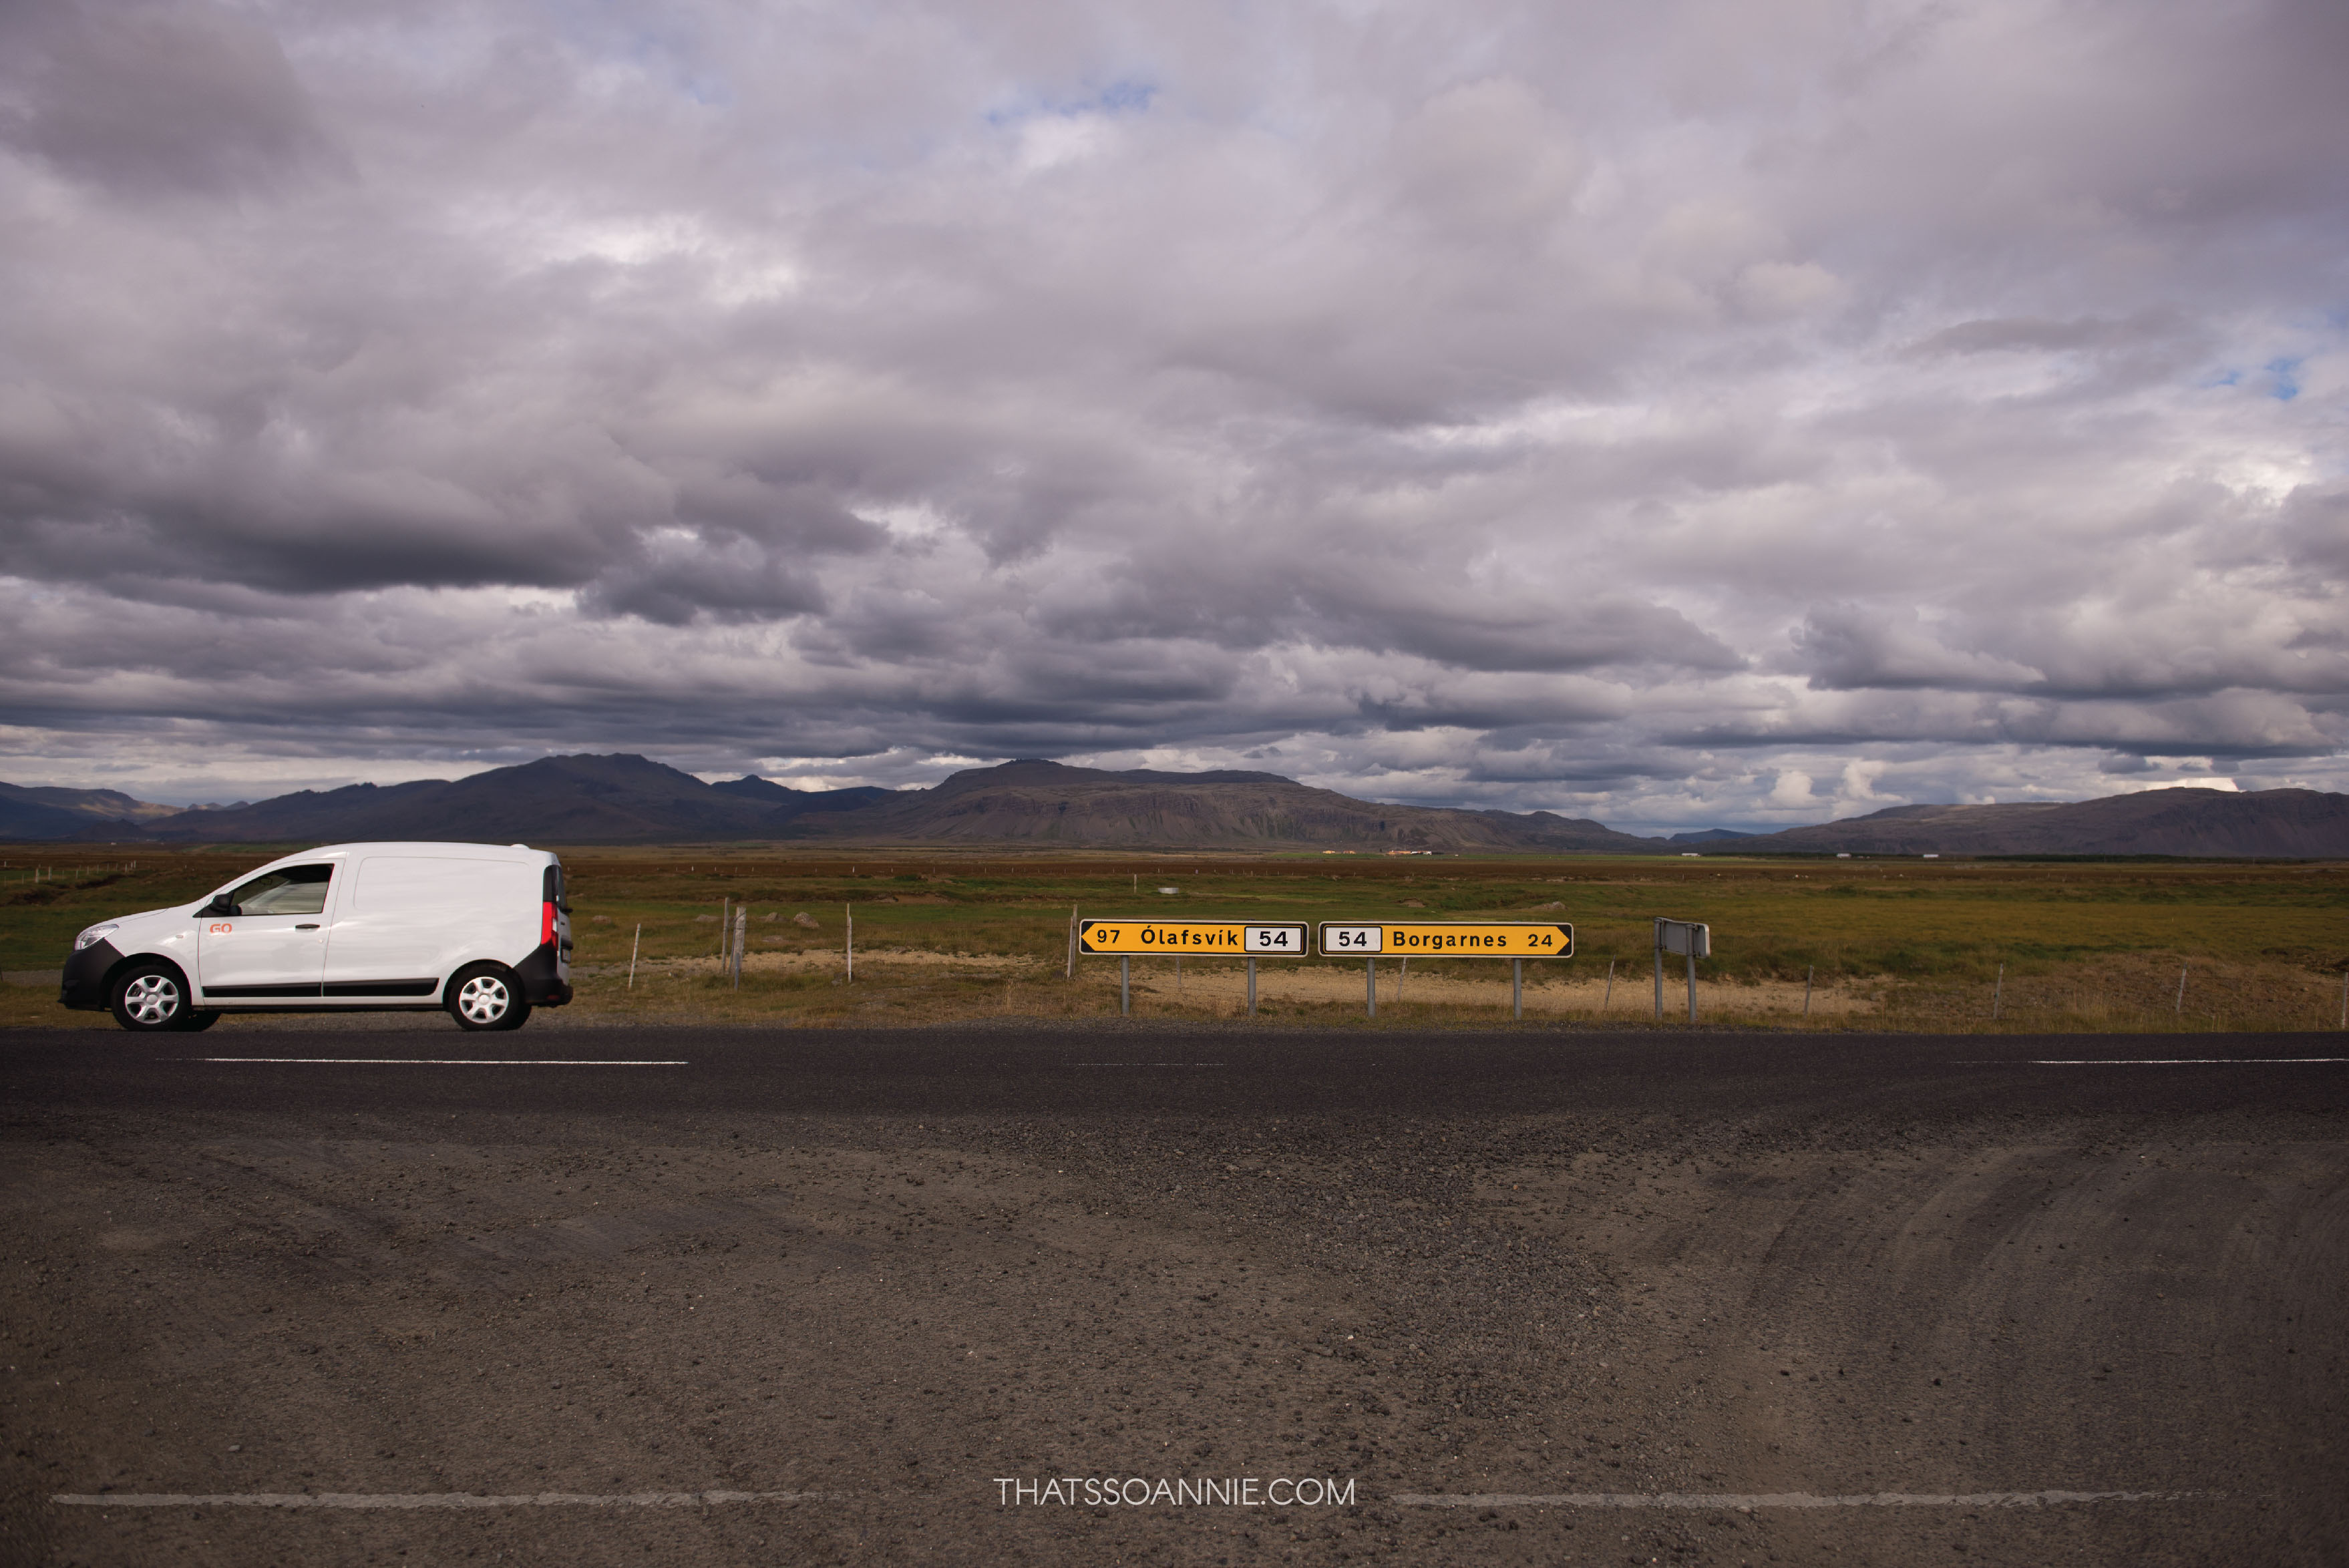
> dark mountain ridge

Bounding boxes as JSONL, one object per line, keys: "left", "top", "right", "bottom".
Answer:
{"left": 1729, "top": 787, "right": 2349, "bottom": 858}
{"left": 17, "top": 753, "right": 1656, "bottom": 851}
{"left": 5, "top": 756, "right": 2342, "bottom": 856}
{"left": 801, "top": 759, "right": 1652, "bottom": 851}
{"left": 706, "top": 775, "right": 895, "bottom": 815}
{"left": 0, "top": 781, "right": 180, "bottom": 840}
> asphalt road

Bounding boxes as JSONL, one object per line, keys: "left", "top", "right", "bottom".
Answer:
{"left": 4, "top": 1023, "right": 2345, "bottom": 1567}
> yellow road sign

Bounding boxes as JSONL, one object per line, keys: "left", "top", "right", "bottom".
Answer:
{"left": 1077, "top": 920, "right": 1308, "bottom": 956}
{"left": 1318, "top": 922, "right": 1572, "bottom": 958}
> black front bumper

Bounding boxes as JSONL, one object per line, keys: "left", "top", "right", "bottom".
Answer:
{"left": 514, "top": 942, "right": 574, "bottom": 1006}
{"left": 61, "top": 940, "right": 121, "bottom": 1010}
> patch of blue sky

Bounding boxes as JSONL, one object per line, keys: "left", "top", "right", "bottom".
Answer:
{"left": 2199, "top": 362, "right": 2300, "bottom": 397}
{"left": 536, "top": 0, "right": 731, "bottom": 106}
{"left": 984, "top": 76, "right": 1159, "bottom": 128}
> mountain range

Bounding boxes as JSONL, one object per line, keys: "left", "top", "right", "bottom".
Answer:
{"left": 0, "top": 781, "right": 184, "bottom": 841}
{"left": 1723, "top": 788, "right": 2349, "bottom": 858}
{"left": 3, "top": 754, "right": 2343, "bottom": 857}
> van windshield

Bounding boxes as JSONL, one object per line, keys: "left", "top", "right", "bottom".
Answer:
{"left": 226, "top": 863, "right": 335, "bottom": 916}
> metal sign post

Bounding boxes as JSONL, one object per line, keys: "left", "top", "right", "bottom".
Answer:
{"left": 1317, "top": 922, "right": 1573, "bottom": 1018}
{"left": 1654, "top": 919, "right": 1710, "bottom": 1024}
{"left": 1076, "top": 920, "right": 1310, "bottom": 1018}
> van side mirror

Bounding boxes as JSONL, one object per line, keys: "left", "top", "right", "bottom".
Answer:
{"left": 200, "top": 895, "right": 235, "bottom": 916}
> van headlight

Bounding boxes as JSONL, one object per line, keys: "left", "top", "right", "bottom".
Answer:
{"left": 74, "top": 923, "right": 120, "bottom": 952}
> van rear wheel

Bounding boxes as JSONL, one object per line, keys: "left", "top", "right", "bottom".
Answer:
{"left": 447, "top": 964, "right": 530, "bottom": 1031}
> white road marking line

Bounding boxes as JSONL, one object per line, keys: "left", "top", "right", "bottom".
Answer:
{"left": 1393, "top": 1490, "right": 2204, "bottom": 1509}
{"left": 53, "top": 1491, "right": 828, "bottom": 1509}
{"left": 1075, "top": 1062, "right": 1226, "bottom": 1067}
{"left": 2018, "top": 1058, "right": 2346, "bottom": 1066}
{"left": 190, "top": 1058, "right": 689, "bottom": 1066}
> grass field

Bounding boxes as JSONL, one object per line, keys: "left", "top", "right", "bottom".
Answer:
{"left": 5, "top": 845, "right": 2345, "bottom": 1032}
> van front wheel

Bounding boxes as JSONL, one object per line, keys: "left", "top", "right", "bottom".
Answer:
{"left": 447, "top": 964, "right": 531, "bottom": 1031}
{"left": 110, "top": 961, "right": 192, "bottom": 1031}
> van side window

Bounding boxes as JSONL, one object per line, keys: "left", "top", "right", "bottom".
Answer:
{"left": 225, "top": 863, "right": 335, "bottom": 916}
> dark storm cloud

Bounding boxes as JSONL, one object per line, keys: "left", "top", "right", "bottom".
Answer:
{"left": 1, "top": 0, "right": 2344, "bottom": 827}
{"left": 1793, "top": 606, "right": 2044, "bottom": 693}
{"left": 0, "top": 0, "right": 345, "bottom": 197}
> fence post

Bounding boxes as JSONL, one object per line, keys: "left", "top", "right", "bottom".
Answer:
{"left": 733, "top": 908, "right": 746, "bottom": 989}
{"left": 628, "top": 924, "right": 641, "bottom": 990}
{"left": 1121, "top": 956, "right": 1130, "bottom": 1016}
{"left": 845, "top": 905, "right": 853, "bottom": 982}
{"left": 1367, "top": 958, "right": 1377, "bottom": 1018}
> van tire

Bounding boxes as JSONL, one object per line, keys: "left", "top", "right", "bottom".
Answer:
{"left": 111, "top": 961, "right": 192, "bottom": 1032}
{"left": 448, "top": 964, "right": 530, "bottom": 1031}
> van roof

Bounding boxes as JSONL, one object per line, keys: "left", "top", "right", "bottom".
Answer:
{"left": 264, "top": 842, "right": 557, "bottom": 862}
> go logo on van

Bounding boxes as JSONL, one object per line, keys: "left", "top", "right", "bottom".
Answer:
{"left": 208, "top": 922, "right": 234, "bottom": 934}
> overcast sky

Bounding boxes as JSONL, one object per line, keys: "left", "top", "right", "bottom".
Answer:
{"left": 2, "top": 0, "right": 2343, "bottom": 830}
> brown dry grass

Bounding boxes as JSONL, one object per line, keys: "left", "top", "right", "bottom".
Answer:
{"left": 552, "top": 947, "right": 2349, "bottom": 1034}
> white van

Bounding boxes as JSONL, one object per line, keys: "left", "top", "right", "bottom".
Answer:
{"left": 60, "top": 842, "right": 573, "bottom": 1033}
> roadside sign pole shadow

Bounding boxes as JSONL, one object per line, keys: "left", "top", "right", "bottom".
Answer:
{"left": 1315, "top": 921, "right": 1570, "bottom": 1022}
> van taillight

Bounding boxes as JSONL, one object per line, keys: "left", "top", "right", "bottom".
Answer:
{"left": 542, "top": 902, "right": 557, "bottom": 945}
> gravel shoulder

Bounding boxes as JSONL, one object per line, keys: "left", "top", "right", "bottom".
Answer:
{"left": 3, "top": 1026, "right": 2344, "bottom": 1567}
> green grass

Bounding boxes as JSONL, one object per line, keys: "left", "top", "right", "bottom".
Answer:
{"left": 6, "top": 846, "right": 2344, "bottom": 1031}
{"left": 547, "top": 853, "right": 2348, "bottom": 984}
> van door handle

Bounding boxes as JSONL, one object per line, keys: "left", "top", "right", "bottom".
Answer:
{"left": 296, "top": 924, "right": 320, "bottom": 930}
